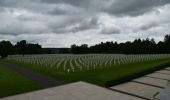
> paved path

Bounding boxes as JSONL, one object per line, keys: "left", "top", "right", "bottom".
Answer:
{"left": 0, "top": 61, "right": 66, "bottom": 88}
{"left": 110, "top": 67, "right": 170, "bottom": 100}
{"left": 1, "top": 82, "right": 144, "bottom": 100}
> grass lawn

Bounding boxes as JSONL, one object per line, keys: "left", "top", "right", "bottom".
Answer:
{"left": 5, "top": 58, "right": 170, "bottom": 87}
{"left": 0, "top": 63, "right": 41, "bottom": 98}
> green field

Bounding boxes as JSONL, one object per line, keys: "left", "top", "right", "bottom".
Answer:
{"left": 0, "top": 63, "right": 41, "bottom": 98}
{"left": 6, "top": 54, "right": 170, "bottom": 87}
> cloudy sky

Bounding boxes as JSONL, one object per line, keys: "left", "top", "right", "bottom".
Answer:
{"left": 0, "top": 0, "right": 170, "bottom": 47}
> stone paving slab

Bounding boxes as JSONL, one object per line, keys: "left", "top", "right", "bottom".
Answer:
{"left": 158, "top": 85, "right": 170, "bottom": 100}
{"left": 146, "top": 73, "right": 170, "bottom": 80}
{"left": 134, "top": 77, "right": 168, "bottom": 88}
{"left": 1, "top": 82, "right": 144, "bottom": 100}
{"left": 156, "top": 70, "right": 170, "bottom": 75}
{"left": 110, "top": 82, "right": 162, "bottom": 99}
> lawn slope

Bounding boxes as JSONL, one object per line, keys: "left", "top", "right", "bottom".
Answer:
{"left": 0, "top": 63, "right": 41, "bottom": 98}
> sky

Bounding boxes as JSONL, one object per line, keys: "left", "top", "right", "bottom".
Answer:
{"left": 0, "top": 0, "right": 170, "bottom": 47}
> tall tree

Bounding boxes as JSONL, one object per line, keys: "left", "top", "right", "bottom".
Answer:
{"left": 164, "top": 35, "right": 170, "bottom": 53}
{"left": 0, "top": 41, "right": 14, "bottom": 58}
{"left": 15, "top": 40, "right": 27, "bottom": 56}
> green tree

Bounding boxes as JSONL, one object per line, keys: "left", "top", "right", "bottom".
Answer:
{"left": 164, "top": 35, "right": 170, "bottom": 53}
{"left": 0, "top": 41, "right": 14, "bottom": 58}
{"left": 15, "top": 40, "right": 27, "bottom": 56}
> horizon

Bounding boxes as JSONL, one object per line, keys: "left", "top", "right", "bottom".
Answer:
{"left": 0, "top": 34, "right": 168, "bottom": 48}
{"left": 0, "top": 35, "right": 167, "bottom": 48}
{"left": 0, "top": 0, "right": 170, "bottom": 48}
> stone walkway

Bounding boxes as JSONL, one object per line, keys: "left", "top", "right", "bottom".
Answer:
{"left": 1, "top": 82, "right": 144, "bottom": 100}
{"left": 1, "top": 67, "right": 170, "bottom": 100}
{"left": 110, "top": 67, "right": 170, "bottom": 100}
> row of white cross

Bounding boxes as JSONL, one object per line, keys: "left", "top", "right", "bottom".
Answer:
{"left": 8, "top": 54, "right": 170, "bottom": 73}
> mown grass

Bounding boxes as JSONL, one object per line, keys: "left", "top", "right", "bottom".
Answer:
{"left": 0, "top": 63, "right": 41, "bottom": 98}
{"left": 5, "top": 57, "right": 170, "bottom": 87}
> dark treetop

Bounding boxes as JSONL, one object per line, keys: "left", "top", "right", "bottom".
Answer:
{"left": 0, "top": 34, "right": 170, "bottom": 58}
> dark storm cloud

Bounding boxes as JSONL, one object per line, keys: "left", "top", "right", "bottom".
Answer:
{"left": 44, "top": 15, "right": 98, "bottom": 33}
{"left": 69, "top": 17, "right": 99, "bottom": 32}
{"left": 104, "top": 0, "right": 170, "bottom": 16}
{"left": 40, "top": 0, "right": 90, "bottom": 8}
{"left": 1, "top": 0, "right": 170, "bottom": 16}
{"left": 100, "top": 26, "right": 121, "bottom": 34}
{"left": 40, "top": 0, "right": 170, "bottom": 16}
{"left": 46, "top": 3, "right": 85, "bottom": 15}
{"left": 0, "top": 0, "right": 170, "bottom": 47}
{"left": 140, "top": 22, "right": 160, "bottom": 31}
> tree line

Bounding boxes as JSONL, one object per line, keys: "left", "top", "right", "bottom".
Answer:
{"left": 70, "top": 34, "right": 170, "bottom": 54}
{"left": 0, "top": 40, "right": 42, "bottom": 58}
{"left": 0, "top": 34, "right": 170, "bottom": 58}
